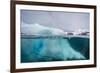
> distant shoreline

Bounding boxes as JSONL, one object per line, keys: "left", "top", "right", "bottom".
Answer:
{"left": 21, "top": 35, "right": 89, "bottom": 39}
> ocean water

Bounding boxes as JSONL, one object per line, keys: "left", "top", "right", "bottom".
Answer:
{"left": 21, "top": 36, "right": 89, "bottom": 63}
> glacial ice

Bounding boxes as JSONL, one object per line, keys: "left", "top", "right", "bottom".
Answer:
{"left": 21, "top": 23, "right": 86, "bottom": 62}
{"left": 21, "top": 22, "right": 65, "bottom": 36}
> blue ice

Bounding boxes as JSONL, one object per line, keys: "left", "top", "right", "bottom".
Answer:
{"left": 21, "top": 23, "right": 86, "bottom": 62}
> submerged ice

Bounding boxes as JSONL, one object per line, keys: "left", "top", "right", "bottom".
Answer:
{"left": 21, "top": 23, "right": 87, "bottom": 62}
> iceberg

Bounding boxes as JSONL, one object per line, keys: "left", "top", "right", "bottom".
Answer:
{"left": 21, "top": 23, "right": 87, "bottom": 62}
{"left": 21, "top": 22, "right": 65, "bottom": 36}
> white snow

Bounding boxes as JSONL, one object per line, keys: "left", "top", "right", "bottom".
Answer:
{"left": 21, "top": 22, "right": 65, "bottom": 36}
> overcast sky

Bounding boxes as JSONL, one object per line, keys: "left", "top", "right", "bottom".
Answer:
{"left": 21, "top": 10, "right": 90, "bottom": 32}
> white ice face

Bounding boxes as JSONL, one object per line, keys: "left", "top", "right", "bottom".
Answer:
{"left": 21, "top": 22, "right": 65, "bottom": 36}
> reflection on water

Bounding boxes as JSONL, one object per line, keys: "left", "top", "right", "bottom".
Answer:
{"left": 21, "top": 36, "right": 89, "bottom": 63}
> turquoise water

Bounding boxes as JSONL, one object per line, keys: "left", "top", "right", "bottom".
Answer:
{"left": 21, "top": 36, "right": 89, "bottom": 63}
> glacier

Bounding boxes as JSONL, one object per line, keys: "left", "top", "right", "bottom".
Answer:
{"left": 21, "top": 23, "right": 89, "bottom": 62}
